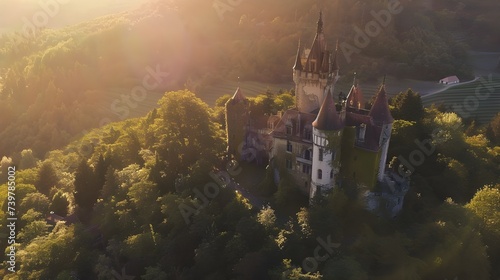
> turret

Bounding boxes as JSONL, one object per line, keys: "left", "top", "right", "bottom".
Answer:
{"left": 310, "top": 88, "right": 344, "bottom": 200}
{"left": 368, "top": 77, "right": 394, "bottom": 181}
{"left": 225, "top": 87, "right": 249, "bottom": 160}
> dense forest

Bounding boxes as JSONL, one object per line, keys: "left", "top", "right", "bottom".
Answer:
{"left": 1, "top": 0, "right": 499, "bottom": 159}
{"left": 0, "top": 0, "right": 499, "bottom": 278}
{"left": 0, "top": 87, "right": 499, "bottom": 279}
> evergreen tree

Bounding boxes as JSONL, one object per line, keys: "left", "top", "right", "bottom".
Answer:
{"left": 94, "top": 154, "right": 109, "bottom": 192}
{"left": 391, "top": 89, "right": 424, "bottom": 122}
{"left": 74, "top": 159, "right": 98, "bottom": 211}
{"left": 35, "top": 161, "right": 58, "bottom": 195}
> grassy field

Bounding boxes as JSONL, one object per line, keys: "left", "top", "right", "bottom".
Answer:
{"left": 421, "top": 75, "right": 500, "bottom": 124}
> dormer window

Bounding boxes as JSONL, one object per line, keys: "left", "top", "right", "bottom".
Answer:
{"left": 286, "top": 125, "right": 292, "bottom": 135}
{"left": 304, "top": 126, "right": 312, "bottom": 141}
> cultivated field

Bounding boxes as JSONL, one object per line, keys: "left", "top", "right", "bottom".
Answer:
{"left": 421, "top": 76, "right": 500, "bottom": 124}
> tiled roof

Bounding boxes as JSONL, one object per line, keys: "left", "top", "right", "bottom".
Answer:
{"left": 312, "top": 89, "right": 344, "bottom": 131}
{"left": 272, "top": 109, "right": 316, "bottom": 142}
{"left": 369, "top": 85, "right": 394, "bottom": 125}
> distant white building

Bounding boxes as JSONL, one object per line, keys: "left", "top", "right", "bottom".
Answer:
{"left": 439, "top": 75, "right": 459, "bottom": 85}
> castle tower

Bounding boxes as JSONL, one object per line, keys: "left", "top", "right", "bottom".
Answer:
{"left": 225, "top": 87, "right": 249, "bottom": 160}
{"left": 310, "top": 88, "right": 344, "bottom": 200}
{"left": 293, "top": 12, "right": 340, "bottom": 114}
{"left": 368, "top": 78, "right": 394, "bottom": 181}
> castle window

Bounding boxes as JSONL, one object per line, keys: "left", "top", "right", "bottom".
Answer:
{"left": 286, "top": 141, "right": 292, "bottom": 153}
{"left": 304, "top": 149, "right": 311, "bottom": 160}
{"left": 358, "top": 123, "right": 366, "bottom": 142}
{"left": 302, "top": 164, "right": 311, "bottom": 175}
{"left": 286, "top": 159, "right": 292, "bottom": 170}
{"left": 304, "top": 127, "right": 312, "bottom": 141}
{"left": 286, "top": 125, "right": 292, "bottom": 135}
{"left": 330, "top": 169, "right": 333, "bottom": 179}
{"left": 319, "top": 148, "right": 323, "bottom": 161}
{"left": 317, "top": 169, "right": 322, "bottom": 180}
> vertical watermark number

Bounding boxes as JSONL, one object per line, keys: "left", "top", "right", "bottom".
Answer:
{"left": 6, "top": 166, "right": 17, "bottom": 273}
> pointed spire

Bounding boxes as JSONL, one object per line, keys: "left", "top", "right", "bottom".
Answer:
{"left": 346, "top": 72, "right": 364, "bottom": 110}
{"left": 369, "top": 77, "right": 393, "bottom": 124}
{"left": 230, "top": 87, "right": 246, "bottom": 103}
{"left": 305, "top": 10, "right": 326, "bottom": 73}
{"left": 312, "top": 88, "right": 343, "bottom": 131}
{"left": 293, "top": 40, "right": 303, "bottom": 71}
{"left": 317, "top": 11, "right": 323, "bottom": 34}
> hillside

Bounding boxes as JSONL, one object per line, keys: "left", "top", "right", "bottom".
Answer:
{"left": 0, "top": 88, "right": 499, "bottom": 279}
{"left": 0, "top": 0, "right": 496, "bottom": 158}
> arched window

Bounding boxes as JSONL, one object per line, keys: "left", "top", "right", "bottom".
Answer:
{"left": 317, "top": 169, "right": 322, "bottom": 180}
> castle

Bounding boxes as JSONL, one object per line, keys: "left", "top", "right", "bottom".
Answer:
{"left": 225, "top": 12, "right": 409, "bottom": 216}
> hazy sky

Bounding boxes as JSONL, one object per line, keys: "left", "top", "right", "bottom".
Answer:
{"left": 0, "top": 0, "right": 149, "bottom": 33}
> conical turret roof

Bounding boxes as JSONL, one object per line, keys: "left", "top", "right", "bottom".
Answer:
{"left": 312, "top": 89, "right": 343, "bottom": 131}
{"left": 369, "top": 80, "right": 393, "bottom": 124}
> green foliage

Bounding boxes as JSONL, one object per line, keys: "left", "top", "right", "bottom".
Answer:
{"left": 1, "top": 81, "right": 497, "bottom": 279}
{"left": 466, "top": 185, "right": 500, "bottom": 278}
{"left": 50, "top": 191, "right": 70, "bottom": 217}
{"left": 74, "top": 159, "right": 99, "bottom": 212}
{"left": 16, "top": 224, "right": 77, "bottom": 279}
{"left": 487, "top": 112, "right": 500, "bottom": 145}
{"left": 35, "top": 161, "right": 58, "bottom": 195}
{"left": 390, "top": 89, "right": 424, "bottom": 122}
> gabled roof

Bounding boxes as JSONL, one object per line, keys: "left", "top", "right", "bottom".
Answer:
{"left": 346, "top": 76, "right": 364, "bottom": 110}
{"left": 312, "top": 89, "right": 343, "bottom": 131}
{"left": 369, "top": 83, "right": 393, "bottom": 125}
{"left": 271, "top": 109, "right": 316, "bottom": 142}
{"left": 439, "top": 75, "right": 459, "bottom": 83}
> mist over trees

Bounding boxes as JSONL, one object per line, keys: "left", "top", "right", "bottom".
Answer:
{"left": 1, "top": 0, "right": 494, "bottom": 158}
